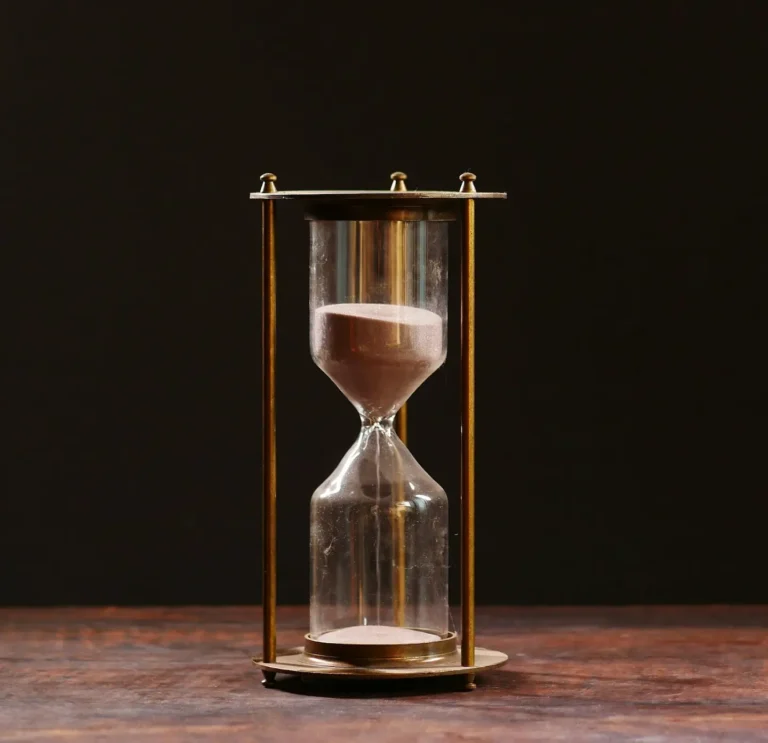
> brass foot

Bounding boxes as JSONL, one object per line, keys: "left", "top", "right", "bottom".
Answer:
{"left": 262, "top": 671, "right": 277, "bottom": 687}
{"left": 463, "top": 673, "right": 476, "bottom": 691}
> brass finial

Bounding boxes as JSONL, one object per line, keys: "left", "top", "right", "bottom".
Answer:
{"left": 459, "top": 172, "right": 477, "bottom": 194}
{"left": 260, "top": 173, "right": 278, "bottom": 194}
{"left": 390, "top": 171, "right": 408, "bottom": 192}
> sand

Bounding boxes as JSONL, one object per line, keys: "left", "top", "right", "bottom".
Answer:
{"left": 317, "top": 625, "right": 441, "bottom": 645}
{"left": 312, "top": 303, "right": 444, "bottom": 418}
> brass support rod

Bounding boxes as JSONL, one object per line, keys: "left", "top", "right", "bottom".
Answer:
{"left": 394, "top": 402, "right": 408, "bottom": 627}
{"left": 396, "top": 403, "right": 407, "bottom": 445}
{"left": 392, "top": 499, "right": 407, "bottom": 627}
{"left": 261, "top": 196, "right": 277, "bottom": 666}
{"left": 460, "top": 196, "right": 476, "bottom": 671}
{"left": 394, "top": 214, "right": 408, "bottom": 448}
{"left": 393, "top": 219, "right": 407, "bottom": 626}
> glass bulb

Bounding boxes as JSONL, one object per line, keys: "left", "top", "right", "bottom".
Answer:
{"left": 308, "top": 217, "right": 450, "bottom": 645}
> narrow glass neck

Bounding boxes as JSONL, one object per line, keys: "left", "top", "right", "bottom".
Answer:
{"left": 360, "top": 413, "right": 396, "bottom": 430}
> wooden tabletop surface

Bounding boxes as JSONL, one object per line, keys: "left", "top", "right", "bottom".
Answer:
{"left": 1, "top": 606, "right": 767, "bottom": 742}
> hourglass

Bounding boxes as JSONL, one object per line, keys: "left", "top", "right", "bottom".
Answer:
{"left": 252, "top": 171, "right": 507, "bottom": 689}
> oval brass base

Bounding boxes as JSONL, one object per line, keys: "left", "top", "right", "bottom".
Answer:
{"left": 253, "top": 645, "right": 507, "bottom": 681}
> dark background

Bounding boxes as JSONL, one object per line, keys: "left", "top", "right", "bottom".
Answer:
{"left": 3, "top": 2, "right": 766, "bottom": 607}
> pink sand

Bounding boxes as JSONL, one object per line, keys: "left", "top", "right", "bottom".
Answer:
{"left": 318, "top": 625, "right": 441, "bottom": 645}
{"left": 312, "top": 303, "right": 444, "bottom": 418}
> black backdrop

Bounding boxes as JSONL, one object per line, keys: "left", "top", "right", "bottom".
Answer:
{"left": 3, "top": 2, "right": 766, "bottom": 606}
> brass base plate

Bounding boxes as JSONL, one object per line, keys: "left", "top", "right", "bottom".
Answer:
{"left": 254, "top": 646, "right": 507, "bottom": 680}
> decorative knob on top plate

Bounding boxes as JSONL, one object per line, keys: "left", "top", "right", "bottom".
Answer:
{"left": 459, "top": 172, "right": 477, "bottom": 194}
{"left": 260, "top": 173, "right": 278, "bottom": 194}
{"left": 390, "top": 172, "right": 408, "bottom": 192}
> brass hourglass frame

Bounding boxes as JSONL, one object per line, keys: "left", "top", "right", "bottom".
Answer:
{"left": 251, "top": 171, "right": 507, "bottom": 689}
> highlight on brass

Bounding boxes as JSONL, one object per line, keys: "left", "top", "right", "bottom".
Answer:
{"left": 251, "top": 171, "right": 507, "bottom": 689}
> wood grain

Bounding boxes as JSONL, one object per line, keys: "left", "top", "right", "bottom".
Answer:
{"left": 1, "top": 607, "right": 767, "bottom": 741}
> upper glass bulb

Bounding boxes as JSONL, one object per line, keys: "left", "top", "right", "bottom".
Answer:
{"left": 310, "top": 220, "right": 448, "bottom": 419}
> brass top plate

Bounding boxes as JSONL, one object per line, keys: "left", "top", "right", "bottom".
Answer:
{"left": 250, "top": 190, "right": 507, "bottom": 201}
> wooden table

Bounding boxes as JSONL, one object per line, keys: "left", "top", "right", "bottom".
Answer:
{"left": 1, "top": 607, "right": 767, "bottom": 741}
